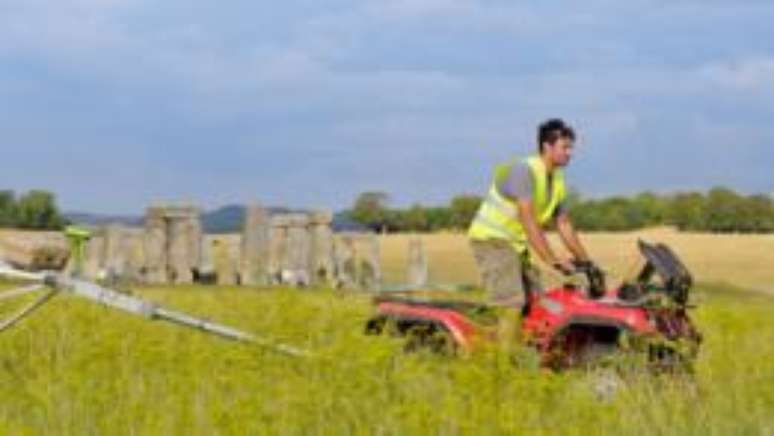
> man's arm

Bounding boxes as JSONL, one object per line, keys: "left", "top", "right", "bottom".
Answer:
{"left": 555, "top": 211, "right": 590, "bottom": 261}
{"left": 501, "top": 163, "right": 573, "bottom": 272}
{"left": 516, "top": 199, "right": 571, "bottom": 269}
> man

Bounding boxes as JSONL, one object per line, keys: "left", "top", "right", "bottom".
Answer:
{"left": 468, "top": 118, "right": 592, "bottom": 309}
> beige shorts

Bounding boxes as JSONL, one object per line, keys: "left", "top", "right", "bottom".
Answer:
{"left": 470, "top": 239, "right": 541, "bottom": 306}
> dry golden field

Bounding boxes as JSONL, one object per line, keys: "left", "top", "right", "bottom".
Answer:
{"left": 2, "top": 227, "right": 771, "bottom": 293}
{"left": 381, "top": 228, "right": 774, "bottom": 294}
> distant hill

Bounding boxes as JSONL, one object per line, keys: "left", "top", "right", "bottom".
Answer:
{"left": 202, "top": 205, "right": 299, "bottom": 233}
{"left": 201, "top": 205, "right": 245, "bottom": 233}
{"left": 64, "top": 206, "right": 368, "bottom": 233}
{"left": 331, "top": 211, "right": 369, "bottom": 232}
{"left": 63, "top": 212, "right": 143, "bottom": 228}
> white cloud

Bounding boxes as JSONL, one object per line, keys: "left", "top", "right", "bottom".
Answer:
{"left": 701, "top": 58, "right": 774, "bottom": 90}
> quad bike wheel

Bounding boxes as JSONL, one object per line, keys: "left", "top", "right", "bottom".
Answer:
{"left": 545, "top": 323, "right": 699, "bottom": 373}
{"left": 545, "top": 324, "right": 624, "bottom": 370}
{"left": 366, "top": 316, "right": 457, "bottom": 355}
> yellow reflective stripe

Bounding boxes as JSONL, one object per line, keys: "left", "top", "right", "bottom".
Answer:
{"left": 469, "top": 218, "right": 527, "bottom": 252}
{"left": 484, "top": 188, "right": 518, "bottom": 218}
{"left": 479, "top": 202, "right": 521, "bottom": 232}
{"left": 470, "top": 214, "right": 515, "bottom": 240}
{"left": 526, "top": 157, "right": 547, "bottom": 220}
{"left": 526, "top": 156, "right": 565, "bottom": 224}
{"left": 470, "top": 204, "right": 526, "bottom": 242}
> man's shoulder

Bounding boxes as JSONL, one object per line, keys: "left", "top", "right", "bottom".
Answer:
{"left": 498, "top": 160, "right": 534, "bottom": 200}
{"left": 507, "top": 160, "right": 534, "bottom": 184}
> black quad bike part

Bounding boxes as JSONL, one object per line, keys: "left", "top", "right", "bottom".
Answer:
{"left": 571, "top": 260, "right": 607, "bottom": 299}
{"left": 618, "top": 240, "right": 694, "bottom": 304}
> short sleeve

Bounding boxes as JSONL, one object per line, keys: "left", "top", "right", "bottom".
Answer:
{"left": 498, "top": 162, "right": 533, "bottom": 201}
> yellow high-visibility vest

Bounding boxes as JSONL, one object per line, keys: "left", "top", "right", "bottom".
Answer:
{"left": 468, "top": 156, "right": 566, "bottom": 256}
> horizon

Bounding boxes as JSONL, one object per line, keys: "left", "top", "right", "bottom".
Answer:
{"left": 53, "top": 184, "right": 770, "bottom": 216}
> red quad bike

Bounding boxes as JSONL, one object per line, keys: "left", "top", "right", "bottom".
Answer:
{"left": 366, "top": 241, "right": 702, "bottom": 371}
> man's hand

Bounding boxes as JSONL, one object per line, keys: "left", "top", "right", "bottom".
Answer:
{"left": 552, "top": 258, "right": 576, "bottom": 276}
{"left": 572, "top": 259, "right": 599, "bottom": 271}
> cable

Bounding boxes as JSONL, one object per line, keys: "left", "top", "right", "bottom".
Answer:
{"left": 0, "top": 288, "right": 58, "bottom": 333}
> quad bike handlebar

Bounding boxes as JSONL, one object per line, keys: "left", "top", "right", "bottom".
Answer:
{"left": 546, "top": 259, "right": 607, "bottom": 299}
{"left": 547, "top": 240, "right": 695, "bottom": 306}
{"left": 569, "top": 260, "right": 607, "bottom": 299}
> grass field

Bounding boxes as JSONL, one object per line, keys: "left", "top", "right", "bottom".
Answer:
{"left": 1, "top": 231, "right": 773, "bottom": 435}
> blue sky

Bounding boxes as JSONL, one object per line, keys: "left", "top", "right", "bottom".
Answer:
{"left": 1, "top": 0, "right": 772, "bottom": 213}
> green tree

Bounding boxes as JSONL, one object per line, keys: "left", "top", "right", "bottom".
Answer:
{"left": 736, "top": 194, "right": 774, "bottom": 232}
{"left": 704, "top": 187, "right": 742, "bottom": 232}
{"left": 633, "top": 192, "right": 668, "bottom": 225}
{"left": 668, "top": 192, "right": 706, "bottom": 231}
{"left": 15, "top": 190, "right": 65, "bottom": 230}
{"left": 0, "top": 190, "right": 16, "bottom": 227}
{"left": 351, "top": 192, "right": 390, "bottom": 231}
{"left": 403, "top": 204, "right": 429, "bottom": 232}
{"left": 448, "top": 195, "right": 481, "bottom": 230}
{"left": 568, "top": 196, "right": 602, "bottom": 230}
{"left": 425, "top": 207, "right": 451, "bottom": 231}
{"left": 598, "top": 197, "right": 634, "bottom": 231}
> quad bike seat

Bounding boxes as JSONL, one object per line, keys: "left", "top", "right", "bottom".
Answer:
{"left": 375, "top": 290, "right": 491, "bottom": 313}
{"left": 373, "top": 290, "right": 502, "bottom": 327}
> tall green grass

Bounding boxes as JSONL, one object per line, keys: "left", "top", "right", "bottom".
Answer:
{"left": 0, "top": 283, "right": 772, "bottom": 435}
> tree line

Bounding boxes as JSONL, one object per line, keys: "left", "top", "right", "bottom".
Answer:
{"left": 1, "top": 187, "right": 771, "bottom": 234}
{"left": 0, "top": 190, "right": 66, "bottom": 230}
{"left": 348, "top": 187, "right": 774, "bottom": 233}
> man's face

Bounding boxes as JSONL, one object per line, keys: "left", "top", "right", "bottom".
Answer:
{"left": 545, "top": 137, "right": 574, "bottom": 167}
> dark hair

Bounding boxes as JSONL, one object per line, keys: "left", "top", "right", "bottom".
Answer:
{"left": 538, "top": 118, "right": 575, "bottom": 152}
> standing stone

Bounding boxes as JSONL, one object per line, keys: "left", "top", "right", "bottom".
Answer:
{"left": 200, "top": 235, "right": 217, "bottom": 279}
{"left": 142, "top": 205, "right": 202, "bottom": 285}
{"left": 268, "top": 216, "right": 289, "bottom": 284}
{"left": 124, "top": 230, "right": 146, "bottom": 282}
{"left": 143, "top": 208, "right": 167, "bottom": 284}
{"left": 407, "top": 237, "right": 428, "bottom": 287}
{"left": 103, "top": 224, "right": 128, "bottom": 280}
{"left": 241, "top": 205, "right": 271, "bottom": 286}
{"left": 166, "top": 207, "right": 201, "bottom": 285}
{"left": 360, "top": 234, "right": 382, "bottom": 291}
{"left": 167, "top": 214, "right": 191, "bottom": 284}
{"left": 333, "top": 233, "right": 381, "bottom": 291}
{"left": 213, "top": 237, "right": 238, "bottom": 286}
{"left": 309, "top": 210, "right": 334, "bottom": 286}
{"left": 185, "top": 215, "right": 203, "bottom": 274}
{"left": 334, "top": 234, "right": 357, "bottom": 290}
{"left": 82, "top": 235, "right": 105, "bottom": 280}
{"left": 285, "top": 214, "right": 311, "bottom": 274}
{"left": 267, "top": 213, "right": 312, "bottom": 287}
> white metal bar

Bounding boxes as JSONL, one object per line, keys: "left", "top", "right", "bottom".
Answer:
{"left": 0, "top": 263, "right": 310, "bottom": 357}
{"left": 0, "top": 262, "right": 46, "bottom": 282}
{"left": 63, "top": 278, "right": 310, "bottom": 356}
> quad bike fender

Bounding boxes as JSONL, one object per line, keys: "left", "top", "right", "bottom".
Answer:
{"left": 525, "top": 315, "right": 657, "bottom": 350}
{"left": 368, "top": 301, "right": 481, "bottom": 350}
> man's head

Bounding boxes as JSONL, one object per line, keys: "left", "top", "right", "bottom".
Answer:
{"left": 537, "top": 118, "right": 575, "bottom": 168}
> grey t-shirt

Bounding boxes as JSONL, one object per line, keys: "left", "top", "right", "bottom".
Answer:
{"left": 497, "top": 161, "right": 566, "bottom": 217}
